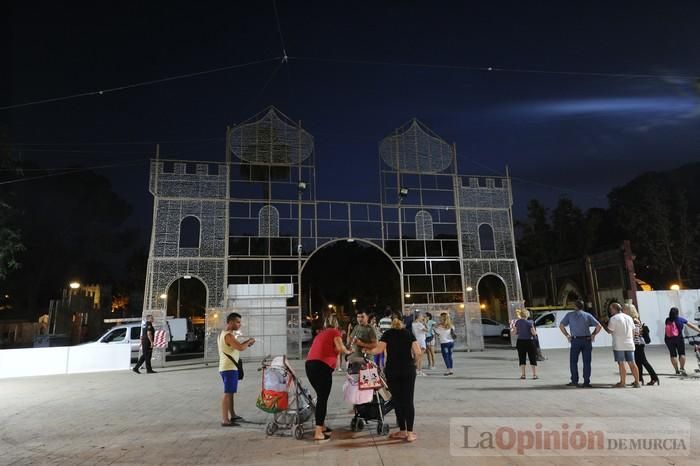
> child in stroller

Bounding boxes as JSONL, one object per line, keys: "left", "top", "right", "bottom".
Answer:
{"left": 343, "top": 356, "right": 393, "bottom": 435}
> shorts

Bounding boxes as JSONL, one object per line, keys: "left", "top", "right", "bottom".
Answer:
{"left": 416, "top": 336, "right": 427, "bottom": 350}
{"left": 425, "top": 335, "right": 434, "bottom": 346}
{"left": 613, "top": 350, "right": 635, "bottom": 362}
{"left": 665, "top": 337, "right": 685, "bottom": 357}
{"left": 220, "top": 370, "right": 239, "bottom": 394}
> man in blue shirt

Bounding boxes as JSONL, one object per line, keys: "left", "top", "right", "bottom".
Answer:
{"left": 559, "top": 300, "right": 602, "bottom": 388}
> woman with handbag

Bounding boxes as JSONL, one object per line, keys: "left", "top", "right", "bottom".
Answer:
{"left": 513, "top": 308, "right": 538, "bottom": 379}
{"left": 305, "top": 315, "right": 351, "bottom": 441}
{"left": 624, "top": 303, "right": 659, "bottom": 385}
{"left": 369, "top": 316, "right": 422, "bottom": 442}
{"left": 434, "top": 312, "right": 455, "bottom": 376}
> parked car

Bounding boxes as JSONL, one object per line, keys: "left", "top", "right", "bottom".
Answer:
{"left": 480, "top": 318, "right": 509, "bottom": 338}
{"left": 287, "top": 322, "right": 313, "bottom": 343}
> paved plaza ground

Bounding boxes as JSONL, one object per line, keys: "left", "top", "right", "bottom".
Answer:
{"left": 2, "top": 344, "right": 699, "bottom": 465}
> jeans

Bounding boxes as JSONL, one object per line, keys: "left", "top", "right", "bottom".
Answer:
{"left": 440, "top": 342, "right": 454, "bottom": 369}
{"left": 569, "top": 338, "right": 592, "bottom": 384}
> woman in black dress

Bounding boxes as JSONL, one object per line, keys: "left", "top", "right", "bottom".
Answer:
{"left": 369, "top": 316, "right": 422, "bottom": 442}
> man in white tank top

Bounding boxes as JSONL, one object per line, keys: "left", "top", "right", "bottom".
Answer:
{"left": 218, "top": 312, "right": 255, "bottom": 426}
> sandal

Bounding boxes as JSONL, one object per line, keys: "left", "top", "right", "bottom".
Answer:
{"left": 533, "top": 376, "right": 539, "bottom": 380}
{"left": 323, "top": 426, "right": 333, "bottom": 433}
{"left": 406, "top": 432, "right": 417, "bottom": 442}
{"left": 313, "top": 433, "right": 331, "bottom": 442}
{"left": 220, "top": 421, "right": 239, "bottom": 427}
{"left": 520, "top": 375, "right": 526, "bottom": 379}
{"left": 389, "top": 431, "right": 407, "bottom": 439}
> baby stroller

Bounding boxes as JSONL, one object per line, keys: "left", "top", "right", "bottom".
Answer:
{"left": 684, "top": 335, "right": 700, "bottom": 374}
{"left": 344, "top": 356, "right": 393, "bottom": 435}
{"left": 258, "top": 355, "right": 315, "bottom": 440}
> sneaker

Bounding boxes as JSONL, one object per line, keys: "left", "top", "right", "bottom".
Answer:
{"left": 680, "top": 369, "right": 687, "bottom": 376}
{"left": 132, "top": 367, "right": 141, "bottom": 374}
{"left": 675, "top": 370, "right": 681, "bottom": 375}
{"left": 613, "top": 382, "right": 626, "bottom": 388}
{"left": 565, "top": 382, "right": 579, "bottom": 387}
{"left": 632, "top": 383, "right": 641, "bottom": 388}
{"left": 581, "top": 383, "right": 593, "bottom": 388}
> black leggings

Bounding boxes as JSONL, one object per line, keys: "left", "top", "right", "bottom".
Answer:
{"left": 386, "top": 371, "right": 416, "bottom": 432}
{"left": 516, "top": 340, "right": 537, "bottom": 366}
{"left": 305, "top": 360, "right": 333, "bottom": 427}
{"left": 634, "top": 344, "right": 658, "bottom": 382}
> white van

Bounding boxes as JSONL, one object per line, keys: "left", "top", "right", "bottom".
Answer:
{"left": 529, "top": 308, "right": 613, "bottom": 349}
{"left": 87, "top": 322, "right": 143, "bottom": 359}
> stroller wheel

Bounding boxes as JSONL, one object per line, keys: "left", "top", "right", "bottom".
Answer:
{"left": 350, "top": 417, "right": 358, "bottom": 432}
{"left": 265, "top": 422, "right": 278, "bottom": 436}
{"left": 356, "top": 418, "right": 365, "bottom": 431}
{"left": 293, "top": 424, "right": 304, "bottom": 440}
{"left": 381, "top": 423, "right": 390, "bottom": 436}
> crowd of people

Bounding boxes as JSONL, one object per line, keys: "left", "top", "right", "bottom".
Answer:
{"left": 209, "top": 301, "right": 700, "bottom": 443}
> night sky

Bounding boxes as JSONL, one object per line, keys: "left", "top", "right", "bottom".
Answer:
{"left": 6, "top": 1, "right": 700, "bottom": 238}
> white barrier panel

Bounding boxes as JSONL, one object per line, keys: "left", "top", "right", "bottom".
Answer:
{"left": 0, "top": 344, "right": 131, "bottom": 379}
{"left": 0, "top": 347, "right": 70, "bottom": 378}
{"left": 537, "top": 327, "right": 612, "bottom": 349}
{"left": 637, "top": 290, "right": 700, "bottom": 344}
{"left": 66, "top": 344, "right": 131, "bottom": 374}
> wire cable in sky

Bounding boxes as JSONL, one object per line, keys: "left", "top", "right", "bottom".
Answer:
{"left": 0, "top": 160, "right": 148, "bottom": 185}
{"left": 291, "top": 56, "right": 698, "bottom": 81}
{"left": 1, "top": 137, "right": 225, "bottom": 147}
{"left": 0, "top": 57, "right": 281, "bottom": 111}
{"left": 272, "top": 0, "right": 288, "bottom": 62}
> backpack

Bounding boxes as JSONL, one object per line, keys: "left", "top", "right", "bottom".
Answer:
{"left": 665, "top": 320, "right": 679, "bottom": 338}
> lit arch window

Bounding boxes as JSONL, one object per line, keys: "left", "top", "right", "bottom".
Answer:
{"left": 179, "top": 216, "right": 201, "bottom": 248}
{"left": 478, "top": 223, "right": 495, "bottom": 251}
{"left": 415, "top": 210, "right": 434, "bottom": 240}
{"left": 258, "top": 205, "right": 279, "bottom": 237}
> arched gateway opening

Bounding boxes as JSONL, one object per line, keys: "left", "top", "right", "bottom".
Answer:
{"left": 165, "top": 276, "right": 206, "bottom": 354}
{"left": 300, "top": 239, "right": 401, "bottom": 355}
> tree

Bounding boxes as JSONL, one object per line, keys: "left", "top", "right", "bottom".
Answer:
{"left": 608, "top": 165, "right": 700, "bottom": 288}
{"left": 515, "top": 199, "right": 554, "bottom": 269}
{"left": 0, "top": 131, "right": 25, "bottom": 280}
{"left": 4, "top": 166, "right": 139, "bottom": 318}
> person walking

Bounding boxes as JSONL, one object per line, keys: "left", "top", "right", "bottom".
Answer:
{"left": 305, "top": 315, "right": 351, "bottom": 441}
{"left": 604, "top": 302, "right": 640, "bottom": 388}
{"left": 369, "top": 316, "right": 422, "bottom": 442}
{"left": 411, "top": 314, "right": 428, "bottom": 375}
{"left": 424, "top": 312, "right": 436, "bottom": 370}
{"left": 218, "top": 312, "right": 255, "bottom": 427}
{"left": 559, "top": 300, "right": 602, "bottom": 388}
{"left": 133, "top": 315, "right": 157, "bottom": 374}
{"left": 434, "top": 312, "right": 455, "bottom": 376}
{"left": 623, "top": 303, "right": 659, "bottom": 386}
{"left": 664, "top": 307, "right": 700, "bottom": 375}
{"left": 513, "top": 309, "right": 538, "bottom": 379}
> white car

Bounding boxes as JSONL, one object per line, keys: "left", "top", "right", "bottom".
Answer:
{"left": 287, "top": 323, "right": 313, "bottom": 343}
{"left": 84, "top": 323, "right": 143, "bottom": 359}
{"left": 480, "top": 318, "right": 509, "bottom": 338}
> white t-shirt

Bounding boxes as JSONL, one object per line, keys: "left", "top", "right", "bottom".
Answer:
{"left": 434, "top": 325, "right": 454, "bottom": 343}
{"left": 607, "top": 313, "right": 635, "bottom": 351}
{"left": 412, "top": 321, "right": 427, "bottom": 345}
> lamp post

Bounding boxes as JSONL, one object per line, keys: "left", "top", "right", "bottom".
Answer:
{"left": 398, "top": 187, "right": 408, "bottom": 315}
{"left": 297, "top": 180, "right": 307, "bottom": 359}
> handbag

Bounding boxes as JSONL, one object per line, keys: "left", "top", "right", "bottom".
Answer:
{"left": 358, "top": 364, "right": 382, "bottom": 390}
{"left": 224, "top": 353, "right": 244, "bottom": 380}
{"left": 450, "top": 327, "right": 457, "bottom": 340}
{"left": 642, "top": 324, "right": 651, "bottom": 344}
{"left": 343, "top": 375, "right": 374, "bottom": 405}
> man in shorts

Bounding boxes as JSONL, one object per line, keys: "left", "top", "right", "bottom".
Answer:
{"left": 218, "top": 312, "right": 256, "bottom": 426}
{"left": 605, "top": 302, "right": 640, "bottom": 388}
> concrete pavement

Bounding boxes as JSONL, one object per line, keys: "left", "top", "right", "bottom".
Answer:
{"left": 1, "top": 345, "right": 699, "bottom": 465}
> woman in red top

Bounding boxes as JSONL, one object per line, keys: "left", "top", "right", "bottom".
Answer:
{"left": 305, "top": 315, "right": 351, "bottom": 441}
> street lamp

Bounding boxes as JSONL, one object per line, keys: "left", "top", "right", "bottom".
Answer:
{"left": 466, "top": 286, "right": 473, "bottom": 292}
{"left": 398, "top": 187, "right": 409, "bottom": 316}
{"left": 69, "top": 282, "right": 80, "bottom": 290}
{"left": 670, "top": 284, "right": 680, "bottom": 291}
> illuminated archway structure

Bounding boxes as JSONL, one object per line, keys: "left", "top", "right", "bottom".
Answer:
{"left": 143, "top": 107, "right": 524, "bottom": 360}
